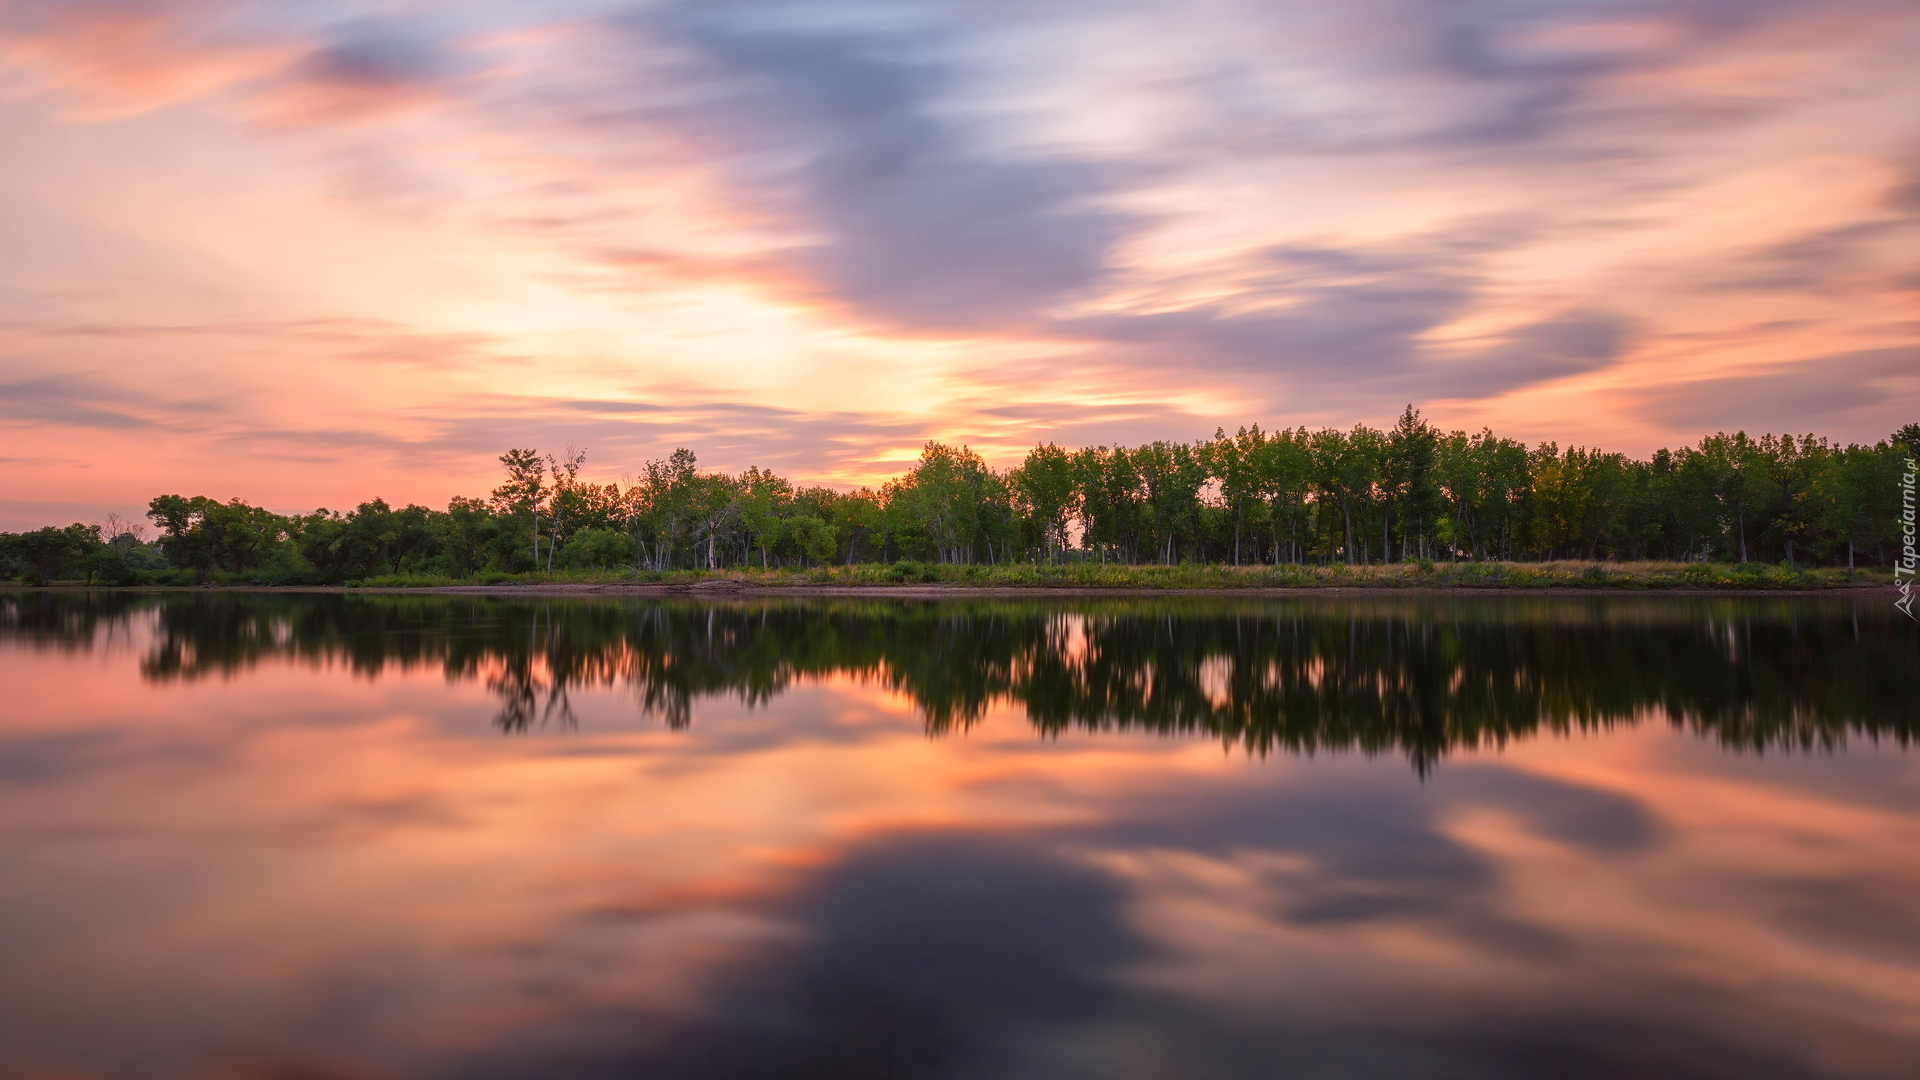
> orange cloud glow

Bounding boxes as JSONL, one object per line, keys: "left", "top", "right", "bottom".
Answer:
{"left": 1, "top": 0, "right": 1916, "bottom": 526}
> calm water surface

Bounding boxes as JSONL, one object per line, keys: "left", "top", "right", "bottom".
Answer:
{"left": 2, "top": 591, "right": 1917, "bottom": 1079}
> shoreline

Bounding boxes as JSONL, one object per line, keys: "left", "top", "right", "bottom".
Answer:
{"left": 5, "top": 581, "right": 1896, "bottom": 599}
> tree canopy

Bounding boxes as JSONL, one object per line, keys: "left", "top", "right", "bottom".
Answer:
{"left": 3, "top": 413, "right": 1914, "bottom": 584}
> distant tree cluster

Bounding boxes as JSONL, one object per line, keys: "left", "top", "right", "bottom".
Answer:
{"left": 3, "top": 413, "right": 1917, "bottom": 584}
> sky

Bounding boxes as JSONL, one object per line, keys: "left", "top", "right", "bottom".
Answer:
{"left": 0, "top": 0, "right": 1916, "bottom": 528}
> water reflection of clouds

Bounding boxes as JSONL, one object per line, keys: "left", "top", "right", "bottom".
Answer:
{"left": 11, "top": 593, "right": 1912, "bottom": 765}
{"left": 1, "top": 597, "right": 1918, "bottom": 1077}
{"left": 1070, "top": 744, "right": 1920, "bottom": 1078}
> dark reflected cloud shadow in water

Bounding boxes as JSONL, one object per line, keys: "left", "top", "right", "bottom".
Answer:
{"left": 5, "top": 594, "right": 1917, "bottom": 1078}
{"left": 453, "top": 832, "right": 1142, "bottom": 1080}
{"left": 441, "top": 779, "right": 1888, "bottom": 1080}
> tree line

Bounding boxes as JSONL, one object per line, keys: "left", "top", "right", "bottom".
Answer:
{"left": 3, "top": 411, "right": 1916, "bottom": 584}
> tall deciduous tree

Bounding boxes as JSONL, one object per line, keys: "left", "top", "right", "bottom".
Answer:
{"left": 737, "top": 465, "right": 792, "bottom": 568}
{"left": 1011, "top": 442, "right": 1077, "bottom": 563}
{"left": 543, "top": 447, "right": 587, "bottom": 572}
{"left": 490, "top": 449, "right": 548, "bottom": 569}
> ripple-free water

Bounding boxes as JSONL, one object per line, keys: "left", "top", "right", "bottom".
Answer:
{"left": 2, "top": 592, "right": 1917, "bottom": 1079}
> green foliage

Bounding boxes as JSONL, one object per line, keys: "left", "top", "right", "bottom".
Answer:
{"left": 0, "top": 524, "right": 96, "bottom": 584}
{"left": 786, "top": 513, "right": 837, "bottom": 565}
{"left": 353, "top": 572, "right": 464, "bottom": 588}
{"left": 490, "top": 448, "right": 548, "bottom": 569}
{"left": 889, "top": 442, "right": 1001, "bottom": 564}
{"left": 147, "top": 495, "right": 286, "bottom": 581}
{"left": 557, "top": 527, "right": 635, "bottom": 570}
{"left": 1009, "top": 442, "right": 1077, "bottom": 562}
{"left": 1892, "top": 422, "right": 1920, "bottom": 459}
{"left": 10, "top": 414, "right": 1912, "bottom": 589}
{"left": 0, "top": 521, "right": 161, "bottom": 586}
{"left": 297, "top": 499, "right": 445, "bottom": 583}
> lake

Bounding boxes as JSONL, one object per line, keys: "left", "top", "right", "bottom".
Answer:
{"left": 2, "top": 591, "right": 1917, "bottom": 1079}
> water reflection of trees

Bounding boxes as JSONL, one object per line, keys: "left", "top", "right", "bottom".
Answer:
{"left": 4, "top": 592, "right": 1912, "bottom": 769}
{"left": 0, "top": 591, "right": 150, "bottom": 651}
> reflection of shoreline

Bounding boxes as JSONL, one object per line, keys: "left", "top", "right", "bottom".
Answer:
{"left": 3, "top": 592, "right": 1910, "bottom": 771}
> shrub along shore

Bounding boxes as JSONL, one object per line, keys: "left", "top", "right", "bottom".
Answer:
{"left": 3, "top": 411, "right": 1915, "bottom": 589}
{"left": 2, "top": 561, "right": 1889, "bottom": 592}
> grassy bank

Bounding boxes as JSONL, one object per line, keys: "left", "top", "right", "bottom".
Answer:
{"left": 7, "top": 560, "right": 1895, "bottom": 592}
{"left": 329, "top": 560, "right": 1886, "bottom": 590}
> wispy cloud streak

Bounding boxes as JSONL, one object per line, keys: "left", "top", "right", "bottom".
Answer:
{"left": 0, "top": 0, "right": 1914, "bottom": 512}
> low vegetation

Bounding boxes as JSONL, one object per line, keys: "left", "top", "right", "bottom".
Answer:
{"left": 365, "top": 561, "right": 1885, "bottom": 591}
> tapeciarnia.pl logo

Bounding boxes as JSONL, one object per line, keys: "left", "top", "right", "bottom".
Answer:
{"left": 1899, "top": 457, "right": 1916, "bottom": 621}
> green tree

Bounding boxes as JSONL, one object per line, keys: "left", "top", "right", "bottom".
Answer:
{"left": 557, "top": 527, "right": 634, "bottom": 570}
{"left": 1892, "top": 423, "right": 1920, "bottom": 459}
{"left": 1311, "top": 427, "right": 1385, "bottom": 563}
{"left": 296, "top": 499, "right": 444, "bottom": 582}
{"left": 629, "top": 448, "right": 699, "bottom": 570}
{"left": 1133, "top": 440, "right": 1208, "bottom": 565}
{"left": 736, "top": 465, "right": 792, "bottom": 568}
{"left": 1435, "top": 429, "right": 1477, "bottom": 558}
{"left": 0, "top": 524, "right": 106, "bottom": 584}
{"left": 689, "top": 471, "right": 742, "bottom": 569}
{"left": 828, "top": 487, "right": 884, "bottom": 564}
{"left": 1010, "top": 442, "right": 1078, "bottom": 563}
{"left": 1200, "top": 428, "right": 1262, "bottom": 565}
{"left": 897, "top": 442, "right": 993, "bottom": 564}
{"left": 146, "top": 496, "right": 286, "bottom": 581}
{"left": 1073, "top": 446, "right": 1144, "bottom": 564}
{"left": 542, "top": 447, "right": 588, "bottom": 572}
{"left": 1384, "top": 405, "right": 1441, "bottom": 561}
{"left": 1248, "top": 426, "right": 1314, "bottom": 564}
{"left": 1813, "top": 442, "right": 1904, "bottom": 574}
{"left": 1693, "top": 432, "right": 1764, "bottom": 562}
{"left": 490, "top": 449, "right": 548, "bottom": 569}
{"left": 442, "top": 496, "right": 500, "bottom": 575}
{"left": 787, "top": 513, "right": 837, "bottom": 565}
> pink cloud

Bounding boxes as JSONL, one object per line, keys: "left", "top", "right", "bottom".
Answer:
{"left": 0, "top": 0, "right": 297, "bottom": 115}
{"left": 0, "top": 0, "right": 1917, "bottom": 515}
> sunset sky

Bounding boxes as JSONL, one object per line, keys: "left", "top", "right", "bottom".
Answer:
{"left": 1, "top": 0, "right": 1916, "bottom": 529}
